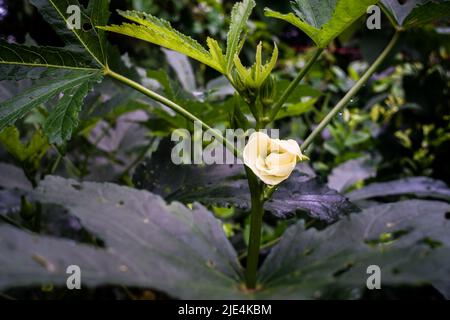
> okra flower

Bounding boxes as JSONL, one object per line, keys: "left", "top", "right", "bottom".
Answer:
{"left": 243, "top": 132, "right": 308, "bottom": 186}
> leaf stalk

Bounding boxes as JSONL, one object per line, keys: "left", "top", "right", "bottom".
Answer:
{"left": 301, "top": 31, "right": 401, "bottom": 151}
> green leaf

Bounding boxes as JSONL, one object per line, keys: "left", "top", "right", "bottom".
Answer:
{"left": 0, "top": 70, "right": 102, "bottom": 133}
{"left": 0, "top": 176, "right": 246, "bottom": 299}
{"left": 381, "top": 0, "right": 450, "bottom": 28}
{"left": 0, "top": 0, "right": 110, "bottom": 80}
{"left": 292, "top": 0, "right": 338, "bottom": 28}
{"left": 265, "top": 0, "right": 379, "bottom": 48}
{"left": 0, "top": 127, "right": 50, "bottom": 166}
{"left": 233, "top": 42, "right": 279, "bottom": 89}
{"left": 0, "top": 40, "right": 99, "bottom": 81}
{"left": 273, "top": 83, "right": 322, "bottom": 120}
{"left": 100, "top": 10, "right": 226, "bottom": 74}
{"left": 257, "top": 200, "right": 450, "bottom": 299}
{"left": 226, "top": 0, "right": 256, "bottom": 73}
{"left": 43, "top": 78, "right": 98, "bottom": 145}
{"left": 0, "top": 1, "right": 111, "bottom": 143}
{"left": 347, "top": 177, "right": 450, "bottom": 203}
{"left": 29, "top": 0, "right": 110, "bottom": 66}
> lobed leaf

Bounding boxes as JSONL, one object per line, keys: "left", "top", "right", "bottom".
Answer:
{"left": 0, "top": 40, "right": 99, "bottom": 81}
{"left": 133, "top": 140, "right": 356, "bottom": 222}
{"left": 0, "top": 176, "right": 246, "bottom": 299}
{"left": 0, "top": 70, "right": 102, "bottom": 135}
{"left": 100, "top": 10, "right": 226, "bottom": 74}
{"left": 257, "top": 200, "right": 450, "bottom": 299}
{"left": 226, "top": 0, "right": 256, "bottom": 73}
{"left": 381, "top": 0, "right": 450, "bottom": 28}
{"left": 265, "top": 0, "right": 379, "bottom": 48}
{"left": 43, "top": 76, "right": 100, "bottom": 145}
{"left": 347, "top": 176, "right": 450, "bottom": 202}
{"left": 29, "top": 0, "right": 110, "bottom": 66}
{"left": 327, "top": 156, "right": 377, "bottom": 193}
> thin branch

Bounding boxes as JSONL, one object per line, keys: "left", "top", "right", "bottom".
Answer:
{"left": 106, "top": 69, "right": 241, "bottom": 158}
{"left": 269, "top": 48, "right": 324, "bottom": 122}
{"left": 301, "top": 31, "right": 401, "bottom": 151}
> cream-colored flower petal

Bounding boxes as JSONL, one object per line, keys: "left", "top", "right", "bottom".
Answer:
{"left": 258, "top": 172, "right": 290, "bottom": 186}
{"left": 243, "top": 131, "right": 307, "bottom": 186}
{"left": 270, "top": 138, "right": 302, "bottom": 159}
{"left": 255, "top": 155, "right": 296, "bottom": 177}
{"left": 243, "top": 132, "right": 270, "bottom": 173}
{"left": 267, "top": 161, "right": 296, "bottom": 177}
{"left": 265, "top": 152, "right": 294, "bottom": 167}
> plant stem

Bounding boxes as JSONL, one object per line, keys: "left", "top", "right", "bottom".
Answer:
{"left": 106, "top": 69, "right": 240, "bottom": 158}
{"left": 269, "top": 48, "right": 324, "bottom": 122}
{"left": 239, "top": 235, "right": 281, "bottom": 261}
{"left": 244, "top": 167, "right": 264, "bottom": 289}
{"left": 301, "top": 31, "right": 401, "bottom": 151}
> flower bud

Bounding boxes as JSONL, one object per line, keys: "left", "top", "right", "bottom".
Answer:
{"left": 260, "top": 75, "right": 277, "bottom": 110}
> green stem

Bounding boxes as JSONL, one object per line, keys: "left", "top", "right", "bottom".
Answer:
{"left": 269, "top": 48, "right": 324, "bottom": 122}
{"left": 244, "top": 166, "right": 264, "bottom": 289}
{"left": 301, "top": 31, "right": 401, "bottom": 151}
{"left": 106, "top": 69, "right": 240, "bottom": 158}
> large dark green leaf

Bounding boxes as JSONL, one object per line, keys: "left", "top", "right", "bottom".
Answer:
{"left": 0, "top": 0, "right": 110, "bottom": 79}
{"left": 0, "top": 225, "right": 138, "bottom": 289}
{"left": 257, "top": 200, "right": 450, "bottom": 299}
{"left": 381, "top": 0, "right": 450, "bottom": 28}
{"left": 0, "top": 70, "right": 102, "bottom": 135}
{"left": 0, "top": 176, "right": 246, "bottom": 299}
{"left": 133, "top": 140, "right": 356, "bottom": 222}
{"left": 0, "top": 41, "right": 99, "bottom": 81}
{"left": 2, "top": 178, "right": 449, "bottom": 299}
{"left": 29, "top": 0, "right": 110, "bottom": 66}
{"left": 0, "top": 1, "right": 110, "bottom": 143}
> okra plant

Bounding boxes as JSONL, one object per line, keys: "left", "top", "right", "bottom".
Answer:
{"left": 0, "top": 0, "right": 450, "bottom": 299}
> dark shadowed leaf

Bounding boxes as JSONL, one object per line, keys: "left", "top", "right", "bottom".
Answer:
{"left": 0, "top": 163, "right": 33, "bottom": 191}
{"left": 327, "top": 156, "right": 377, "bottom": 193}
{"left": 0, "top": 163, "right": 32, "bottom": 216}
{"left": 266, "top": 172, "right": 358, "bottom": 222}
{"left": 0, "top": 225, "right": 138, "bottom": 289}
{"left": 133, "top": 140, "right": 356, "bottom": 222}
{"left": 257, "top": 200, "right": 450, "bottom": 299}
{"left": 0, "top": 176, "right": 245, "bottom": 299}
{"left": 0, "top": 40, "right": 99, "bottom": 81}
{"left": 29, "top": 0, "right": 110, "bottom": 66}
{"left": 347, "top": 177, "right": 450, "bottom": 202}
